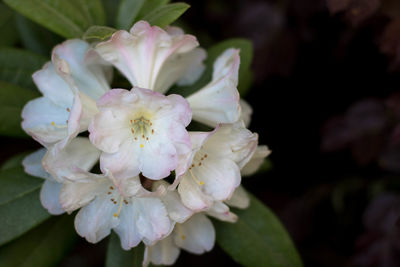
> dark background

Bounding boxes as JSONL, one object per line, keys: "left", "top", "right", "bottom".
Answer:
{"left": 3, "top": 0, "right": 400, "bottom": 266}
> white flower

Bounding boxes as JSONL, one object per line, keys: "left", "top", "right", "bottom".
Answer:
{"left": 186, "top": 48, "right": 241, "bottom": 127}
{"left": 144, "top": 213, "right": 215, "bottom": 266}
{"left": 175, "top": 122, "right": 258, "bottom": 211}
{"left": 95, "top": 20, "right": 205, "bottom": 94}
{"left": 21, "top": 39, "right": 111, "bottom": 150}
{"left": 241, "top": 145, "right": 271, "bottom": 176}
{"left": 89, "top": 87, "right": 192, "bottom": 181}
{"left": 95, "top": 20, "right": 243, "bottom": 128}
{"left": 22, "top": 137, "right": 101, "bottom": 215}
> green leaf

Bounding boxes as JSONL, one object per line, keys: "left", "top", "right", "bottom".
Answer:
{"left": 3, "top": 0, "right": 105, "bottom": 38}
{"left": 106, "top": 232, "right": 145, "bottom": 267}
{"left": 0, "top": 47, "right": 47, "bottom": 90}
{"left": 116, "top": 0, "right": 145, "bottom": 30}
{"left": 169, "top": 38, "right": 254, "bottom": 97}
{"left": 0, "top": 3, "right": 19, "bottom": 46}
{"left": 0, "top": 167, "right": 50, "bottom": 245}
{"left": 1, "top": 153, "right": 28, "bottom": 171}
{"left": 136, "top": 0, "right": 170, "bottom": 20}
{"left": 142, "top": 2, "right": 190, "bottom": 28}
{"left": 214, "top": 193, "right": 303, "bottom": 267}
{"left": 15, "top": 14, "right": 63, "bottom": 56}
{"left": 0, "top": 81, "right": 40, "bottom": 137}
{"left": 0, "top": 215, "right": 77, "bottom": 267}
{"left": 83, "top": 25, "right": 117, "bottom": 42}
{"left": 102, "top": 0, "right": 121, "bottom": 26}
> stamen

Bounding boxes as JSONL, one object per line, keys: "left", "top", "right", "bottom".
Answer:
{"left": 189, "top": 169, "right": 204, "bottom": 186}
{"left": 113, "top": 196, "right": 124, "bottom": 217}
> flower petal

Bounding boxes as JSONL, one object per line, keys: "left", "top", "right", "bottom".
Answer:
{"left": 241, "top": 145, "right": 271, "bottom": 176}
{"left": 178, "top": 172, "right": 214, "bottom": 211}
{"left": 240, "top": 99, "right": 253, "bottom": 127}
{"left": 95, "top": 21, "right": 199, "bottom": 93}
{"left": 174, "top": 213, "right": 215, "bottom": 254}
{"left": 144, "top": 235, "right": 180, "bottom": 266}
{"left": 225, "top": 185, "right": 250, "bottom": 209}
{"left": 40, "top": 179, "right": 64, "bottom": 215}
{"left": 134, "top": 197, "right": 171, "bottom": 246}
{"left": 42, "top": 137, "right": 101, "bottom": 182}
{"left": 206, "top": 201, "right": 238, "bottom": 223}
{"left": 74, "top": 194, "right": 119, "bottom": 243}
{"left": 186, "top": 49, "right": 240, "bottom": 127}
{"left": 22, "top": 148, "right": 52, "bottom": 180}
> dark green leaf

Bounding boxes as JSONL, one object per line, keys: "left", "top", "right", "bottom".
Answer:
{"left": 0, "top": 81, "right": 40, "bottom": 137}
{"left": 15, "top": 15, "right": 63, "bottom": 56}
{"left": 102, "top": 0, "right": 121, "bottom": 26}
{"left": 0, "top": 3, "right": 19, "bottom": 46}
{"left": 214, "top": 193, "right": 303, "bottom": 267}
{"left": 0, "top": 47, "right": 47, "bottom": 90}
{"left": 83, "top": 25, "right": 117, "bottom": 42}
{"left": 142, "top": 2, "right": 190, "bottom": 28}
{"left": 0, "top": 167, "right": 50, "bottom": 245}
{"left": 106, "top": 232, "right": 145, "bottom": 267}
{"left": 3, "top": 0, "right": 105, "bottom": 38}
{"left": 116, "top": 0, "right": 145, "bottom": 30}
{"left": 0, "top": 215, "right": 77, "bottom": 267}
{"left": 1, "top": 153, "right": 28, "bottom": 171}
{"left": 136, "top": 0, "right": 170, "bottom": 20}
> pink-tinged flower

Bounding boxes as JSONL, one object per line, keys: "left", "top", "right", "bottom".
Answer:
{"left": 175, "top": 122, "right": 258, "bottom": 211}
{"left": 144, "top": 213, "right": 215, "bottom": 266}
{"left": 59, "top": 170, "right": 170, "bottom": 248}
{"left": 95, "top": 20, "right": 205, "bottom": 94}
{"left": 186, "top": 49, "right": 241, "bottom": 127}
{"left": 22, "top": 39, "right": 111, "bottom": 150}
{"left": 22, "top": 137, "right": 100, "bottom": 215}
{"left": 241, "top": 145, "right": 271, "bottom": 176}
{"left": 89, "top": 87, "right": 192, "bottom": 181}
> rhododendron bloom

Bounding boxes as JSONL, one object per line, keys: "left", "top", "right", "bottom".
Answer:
{"left": 176, "top": 122, "right": 258, "bottom": 211}
{"left": 95, "top": 20, "right": 205, "bottom": 94}
{"left": 89, "top": 87, "right": 191, "bottom": 180}
{"left": 21, "top": 39, "right": 110, "bottom": 150}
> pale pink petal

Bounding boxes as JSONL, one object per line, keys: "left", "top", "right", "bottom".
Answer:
{"left": 240, "top": 99, "right": 253, "bottom": 127}
{"left": 174, "top": 213, "right": 215, "bottom": 254}
{"left": 22, "top": 149, "right": 51, "bottom": 180}
{"left": 74, "top": 194, "right": 119, "bottom": 243}
{"left": 206, "top": 201, "right": 238, "bottom": 223}
{"left": 241, "top": 145, "right": 271, "bottom": 176}
{"left": 95, "top": 21, "right": 199, "bottom": 93}
{"left": 144, "top": 236, "right": 180, "bottom": 266}
{"left": 40, "top": 179, "right": 64, "bottom": 215}
{"left": 114, "top": 202, "right": 142, "bottom": 250}
{"left": 178, "top": 172, "right": 214, "bottom": 211}
{"left": 186, "top": 49, "right": 241, "bottom": 127}
{"left": 225, "top": 185, "right": 250, "bottom": 209}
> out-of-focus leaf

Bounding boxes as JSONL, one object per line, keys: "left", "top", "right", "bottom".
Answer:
{"left": 136, "top": 0, "right": 170, "bottom": 20}
{"left": 142, "top": 2, "right": 189, "bottom": 28}
{"left": 15, "top": 15, "right": 62, "bottom": 56}
{"left": 83, "top": 25, "right": 117, "bottom": 42}
{"left": 0, "top": 167, "right": 49, "bottom": 245}
{"left": 0, "top": 215, "right": 77, "bottom": 267}
{"left": 0, "top": 153, "right": 27, "bottom": 171}
{"left": 116, "top": 0, "right": 145, "bottom": 30}
{"left": 0, "top": 81, "right": 39, "bottom": 137}
{"left": 106, "top": 232, "right": 145, "bottom": 267}
{"left": 0, "top": 47, "right": 47, "bottom": 90}
{"left": 102, "top": 0, "right": 121, "bottom": 26}
{"left": 214, "top": 193, "right": 303, "bottom": 267}
{"left": 3, "top": 0, "right": 105, "bottom": 38}
{"left": 170, "top": 38, "right": 253, "bottom": 97}
{"left": 0, "top": 3, "right": 19, "bottom": 46}
{"left": 326, "top": 0, "right": 380, "bottom": 25}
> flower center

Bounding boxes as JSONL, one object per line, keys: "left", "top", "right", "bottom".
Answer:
{"left": 107, "top": 185, "right": 129, "bottom": 218}
{"left": 129, "top": 116, "right": 155, "bottom": 148}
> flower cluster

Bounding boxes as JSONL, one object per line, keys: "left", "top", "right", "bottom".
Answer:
{"left": 21, "top": 21, "right": 270, "bottom": 265}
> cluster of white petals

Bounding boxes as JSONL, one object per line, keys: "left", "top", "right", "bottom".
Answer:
{"left": 21, "top": 20, "right": 270, "bottom": 266}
